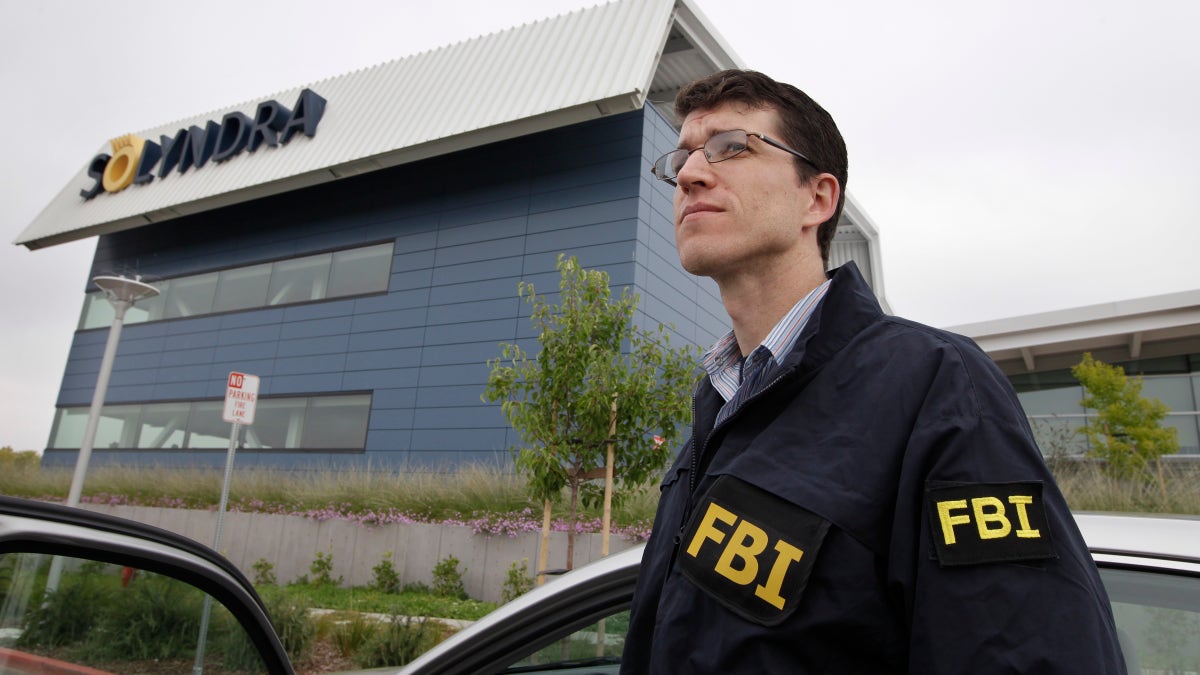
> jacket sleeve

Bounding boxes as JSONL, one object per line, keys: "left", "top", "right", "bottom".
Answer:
{"left": 896, "top": 342, "right": 1128, "bottom": 674}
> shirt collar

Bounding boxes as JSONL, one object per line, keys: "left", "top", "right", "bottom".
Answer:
{"left": 701, "top": 280, "right": 831, "bottom": 401}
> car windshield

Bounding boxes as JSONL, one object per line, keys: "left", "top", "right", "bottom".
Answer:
{"left": 500, "top": 610, "right": 628, "bottom": 673}
{"left": 0, "top": 551, "right": 270, "bottom": 674}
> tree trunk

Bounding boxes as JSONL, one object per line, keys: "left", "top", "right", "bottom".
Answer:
{"left": 1156, "top": 456, "right": 1168, "bottom": 508}
{"left": 566, "top": 478, "right": 580, "bottom": 571}
{"left": 537, "top": 498, "right": 552, "bottom": 587}
{"left": 601, "top": 395, "right": 616, "bottom": 558}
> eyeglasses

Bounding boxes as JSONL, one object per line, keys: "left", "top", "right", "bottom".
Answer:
{"left": 650, "top": 129, "right": 819, "bottom": 187}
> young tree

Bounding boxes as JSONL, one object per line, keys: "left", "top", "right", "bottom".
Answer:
{"left": 484, "top": 255, "right": 699, "bottom": 571}
{"left": 1071, "top": 352, "right": 1179, "bottom": 479}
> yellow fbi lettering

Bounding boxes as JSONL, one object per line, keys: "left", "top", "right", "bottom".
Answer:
{"left": 685, "top": 502, "right": 805, "bottom": 610}
{"left": 925, "top": 482, "right": 1053, "bottom": 566}
{"left": 936, "top": 495, "right": 1041, "bottom": 545}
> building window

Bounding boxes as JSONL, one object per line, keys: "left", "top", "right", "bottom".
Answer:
{"left": 47, "top": 394, "right": 372, "bottom": 451}
{"left": 137, "top": 402, "right": 190, "bottom": 448}
{"left": 328, "top": 245, "right": 393, "bottom": 297}
{"left": 78, "top": 242, "right": 394, "bottom": 330}
{"left": 267, "top": 253, "right": 331, "bottom": 305}
{"left": 164, "top": 272, "right": 219, "bottom": 319}
{"left": 212, "top": 263, "right": 272, "bottom": 313}
{"left": 1014, "top": 354, "right": 1200, "bottom": 456}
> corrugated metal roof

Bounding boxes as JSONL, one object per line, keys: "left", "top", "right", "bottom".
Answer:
{"left": 14, "top": 0, "right": 886, "bottom": 310}
{"left": 17, "top": 0, "right": 741, "bottom": 250}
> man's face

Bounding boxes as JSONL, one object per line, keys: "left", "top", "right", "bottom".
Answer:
{"left": 672, "top": 102, "right": 816, "bottom": 282}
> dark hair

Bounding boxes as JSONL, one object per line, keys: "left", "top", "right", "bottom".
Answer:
{"left": 675, "top": 69, "right": 848, "bottom": 266}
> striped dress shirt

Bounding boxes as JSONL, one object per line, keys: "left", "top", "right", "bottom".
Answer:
{"left": 702, "top": 280, "right": 831, "bottom": 423}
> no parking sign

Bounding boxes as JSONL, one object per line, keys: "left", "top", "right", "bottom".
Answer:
{"left": 222, "top": 371, "right": 259, "bottom": 425}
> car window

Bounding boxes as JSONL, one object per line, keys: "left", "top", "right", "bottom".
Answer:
{"left": 487, "top": 568, "right": 1200, "bottom": 675}
{"left": 1100, "top": 566, "right": 1200, "bottom": 673}
{"left": 0, "top": 551, "right": 269, "bottom": 674}
{"left": 502, "top": 610, "right": 628, "bottom": 674}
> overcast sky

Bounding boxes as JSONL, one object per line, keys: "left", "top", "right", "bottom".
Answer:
{"left": 2, "top": 0, "right": 1198, "bottom": 452}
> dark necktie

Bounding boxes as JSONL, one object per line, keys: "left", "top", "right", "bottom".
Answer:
{"left": 715, "top": 348, "right": 772, "bottom": 428}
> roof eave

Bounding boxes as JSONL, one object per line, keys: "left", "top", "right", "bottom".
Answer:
{"left": 16, "top": 90, "right": 649, "bottom": 251}
{"left": 950, "top": 291, "right": 1200, "bottom": 374}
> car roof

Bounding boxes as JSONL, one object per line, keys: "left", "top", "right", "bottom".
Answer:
{"left": 396, "top": 544, "right": 644, "bottom": 675}
{"left": 1075, "top": 511, "right": 1200, "bottom": 565}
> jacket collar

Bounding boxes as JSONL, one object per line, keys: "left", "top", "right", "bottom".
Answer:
{"left": 780, "top": 260, "right": 884, "bottom": 375}
{"left": 692, "top": 260, "right": 883, "bottom": 426}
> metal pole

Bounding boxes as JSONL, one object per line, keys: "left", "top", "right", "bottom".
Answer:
{"left": 67, "top": 298, "right": 131, "bottom": 507}
{"left": 213, "top": 421, "right": 241, "bottom": 548}
{"left": 193, "top": 421, "right": 241, "bottom": 675}
{"left": 44, "top": 298, "right": 132, "bottom": 595}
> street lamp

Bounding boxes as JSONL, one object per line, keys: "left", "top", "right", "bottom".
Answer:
{"left": 46, "top": 275, "right": 158, "bottom": 594}
{"left": 65, "top": 275, "right": 160, "bottom": 506}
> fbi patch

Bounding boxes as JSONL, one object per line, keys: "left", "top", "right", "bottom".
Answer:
{"left": 679, "top": 475, "right": 829, "bottom": 626}
{"left": 925, "top": 481, "right": 1057, "bottom": 567}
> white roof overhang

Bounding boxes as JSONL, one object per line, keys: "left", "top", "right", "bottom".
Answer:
{"left": 949, "top": 290, "right": 1200, "bottom": 374}
{"left": 15, "top": 0, "right": 740, "bottom": 250}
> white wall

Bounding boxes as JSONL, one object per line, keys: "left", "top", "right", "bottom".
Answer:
{"left": 78, "top": 504, "right": 639, "bottom": 603}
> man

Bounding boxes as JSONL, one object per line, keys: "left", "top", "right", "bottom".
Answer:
{"left": 621, "top": 69, "right": 1126, "bottom": 674}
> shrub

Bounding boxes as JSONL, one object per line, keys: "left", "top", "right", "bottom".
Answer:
{"left": 431, "top": 555, "right": 467, "bottom": 599}
{"left": 402, "top": 580, "right": 432, "bottom": 594}
{"left": 501, "top": 558, "right": 533, "bottom": 603}
{"left": 0, "top": 555, "right": 12, "bottom": 599}
{"left": 18, "top": 562, "right": 110, "bottom": 648}
{"left": 214, "top": 611, "right": 267, "bottom": 672}
{"left": 371, "top": 551, "right": 401, "bottom": 594}
{"left": 328, "top": 612, "right": 377, "bottom": 656}
{"left": 251, "top": 557, "right": 277, "bottom": 586}
{"left": 264, "top": 593, "right": 317, "bottom": 661}
{"left": 308, "top": 550, "right": 343, "bottom": 587}
{"left": 83, "top": 571, "right": 204, "bottom": 661}
{"left": 353, "top": 616, "right": 438, "bottom": 668}
{"left": 0, "top": 447, "right": 39, "bottom": 475}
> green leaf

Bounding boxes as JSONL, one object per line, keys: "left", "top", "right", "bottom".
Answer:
{"left": 1071, "top": 352, "right": 1180, "bottom": 479}
{"left": 482, "top": 255, "right": 701, "bottom": 549}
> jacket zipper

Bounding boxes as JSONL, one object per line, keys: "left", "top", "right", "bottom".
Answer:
{"left": 677, "top": 370, "right": 789, "bottom": 545}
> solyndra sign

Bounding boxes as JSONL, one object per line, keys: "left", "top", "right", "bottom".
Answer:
{"left": 81, "top": 88, "right": 326, "bottom": 200}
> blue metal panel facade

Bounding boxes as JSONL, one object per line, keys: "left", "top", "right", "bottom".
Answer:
{"left": 44, "top": 107, "right": 729, "bottom": 471}
{"left": 635, "top": 104, "right": 728, "bottom": 346}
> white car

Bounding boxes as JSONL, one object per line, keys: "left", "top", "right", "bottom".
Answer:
{"left": 1, "top": 496, "right": 1197, "bottom": 674}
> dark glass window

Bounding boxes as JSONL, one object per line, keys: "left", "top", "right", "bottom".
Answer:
{"left": 78, "top": 242, "right": 393, "bottom": 329}
{"left": 164, "top": 273, "right": 218, "bottom": 319}
{"left": 301, "top": 395, "right": 372, "bottom": 448}
{"left": 328, "top": 243, "right": 393, "bottom": 297}
{"left": 243, "top": 398, "right": 308, "bottom": 449}
{"left": 49, "top": 395, "right": 372, "bottom": 452}
{"left": 213, "top": 264, "right": 271, "bottom": 313}
{"left": 267, "top": 254, "right": 331, "bottom": 306}
{"left": 137, "top": 402, "right": 190, "bottom": 449}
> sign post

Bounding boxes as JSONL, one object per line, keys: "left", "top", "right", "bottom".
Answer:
{"left": 194, "top": 372, "right": 259, "bottom": 674}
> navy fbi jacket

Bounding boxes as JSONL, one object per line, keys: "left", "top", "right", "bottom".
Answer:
{"left": 622, "top": 262, "right": 1126, "bottom": 674}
